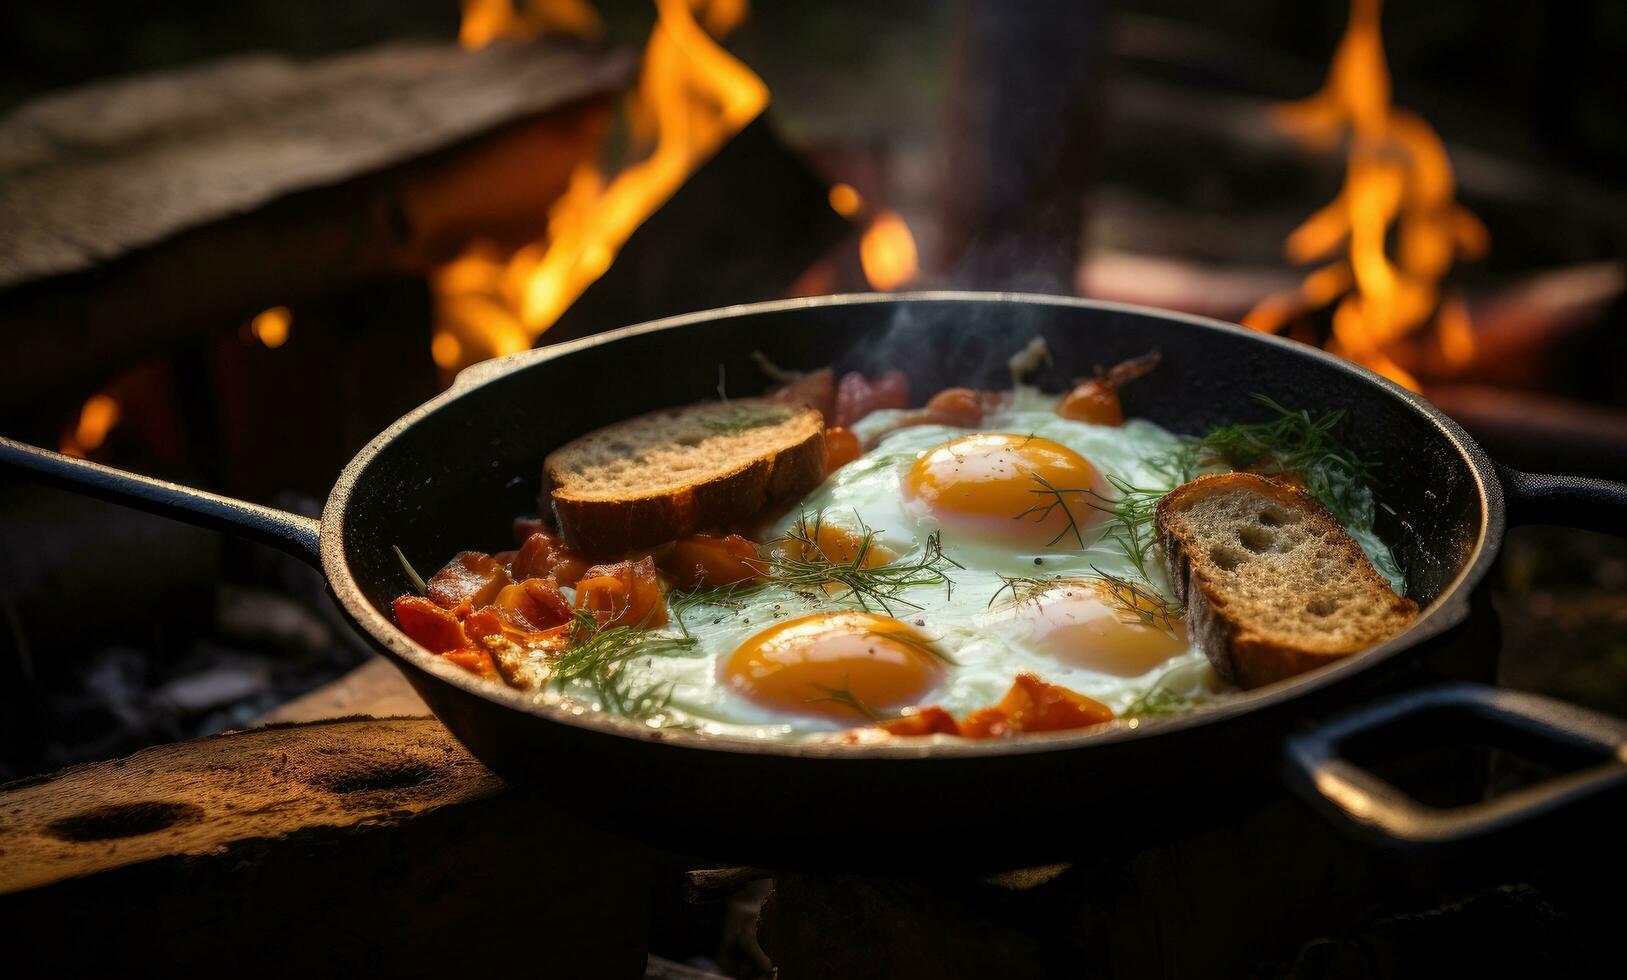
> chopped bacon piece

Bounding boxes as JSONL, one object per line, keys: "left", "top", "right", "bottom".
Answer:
{"left": 426, "top": 551, "right": 512, "bottom": 613}
{"left": 995, "top": 673, "right": 1115, "bottom": 732}
{"left": 662, "top": 533, "right": 761, "bottom": 589}
{"left": 574, "top": 556, "right": 668, "bottom": 628}
{"left": 834, "top": 370, "right": 911, "bottom": 428}
{"left": 392, "top": 595, "right": 471, "bottom": 653}
{"left": 824, "top": 426, "right": 861, "bottom": 473}
{"left": 769, "top": 366, "right": 837, "bottom": 423}
{"left": 494, "top": 579, "right": 575, "bottom": 630}
{"left": 441, "top": 647, "right": 498, "bottom": 678}
{"left": 513, "top": 530, "right": 591, "bottom": 588}
{"left": 922, "top": 387, "right": 983, "bottom": 428}
{"left": 878, "top": 706, "right": 961, "bottom": 736}
{"left": 465, "top": 604, "right": 573, "bottom": 653}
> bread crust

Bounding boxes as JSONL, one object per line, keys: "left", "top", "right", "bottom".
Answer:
{"left": 1156, "top": 472, "right": 1418, "bottom": 689}
{"left": 546, "top": 404, "right": 826, "bottom": 559}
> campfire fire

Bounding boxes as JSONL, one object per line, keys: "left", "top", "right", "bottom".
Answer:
{"left": 432, "top": 0, "right": 769, "bottom": 371}
{"left": 1241, "top": 0, "right": 1489, "bottom": 390}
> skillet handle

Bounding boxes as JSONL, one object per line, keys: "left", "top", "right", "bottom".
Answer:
{"left": 1498, "top": 465, "right": 1627, "bottom": 535}
{"left": 0, "top": 436, "right": 322, "bottom": 567}
{"left": 1283, "top": 683, "right": 1627, "bottom": 850}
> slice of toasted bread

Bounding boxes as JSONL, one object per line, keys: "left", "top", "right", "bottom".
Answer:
{"left": 1155, "top": 472, "right": 1418, "bottom": 689}
{"left": 545, "top": 399, "right": 825, "bottom": 558}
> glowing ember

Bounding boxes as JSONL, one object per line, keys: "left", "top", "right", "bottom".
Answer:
{"left": 249, "top": 306, "right": 291, "bottom": 349}
{"left": 827, "top": 182, "right": 862, "bottom": 218}
{"left": 1242, "top": 0, "right": 1488, "bottom": 390}
{"left": 435, "top": 0, "right": 769, "bottom": 372}
{"left": 860, "top": 209, "right": 920, "bottom": 292}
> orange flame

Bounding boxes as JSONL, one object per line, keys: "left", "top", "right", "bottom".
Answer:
{"left": 61, "top": 393, "right": 121, "bottom": 457}
{"left": 1241, "top": 0, "right": 1487, "bottom": 389}
{"left": 435, "top": 0, "right": 768, "bottom": 371}
{"left": 249, "top": 306, "right": 291, "bottom": 349}
{"left": 459, "top": 0, "right": 604, "bottom": 49}
{"left": 860, "top": 210, "right": 920, "bottom": 291}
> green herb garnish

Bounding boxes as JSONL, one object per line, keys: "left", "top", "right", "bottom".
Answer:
{"left": 548, "top": 609, "right": 699, "bottom": 718}
{"left": 989, "top": 570, "right": 1181, "bottom": 634}
{"left": 804, "top": 675, "right": 882, "bottom": 722}
{"left": 1013, "top": 472, "right": 1095, "bottom": 548}
{"left": 1164, "top": 394, "right": 1378, "bottom": 528}
{"left": 1122, "top": 665, "right": 1207, "bottom": 720}
{"left": 393, "top": 545, "right": 428, "bottom": 595}
{"left": 668, "top": 581, "right": 764, "bottom": 638}
{"left": 759, "top": 511, "right": 962, "bottom": 615}
{"left": 701, "top": 404, "right": 793, "bottom": 434}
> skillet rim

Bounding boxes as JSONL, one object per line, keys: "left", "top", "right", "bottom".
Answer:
{"left": 320, "top": 292, "right": 1504, "bottom": 759}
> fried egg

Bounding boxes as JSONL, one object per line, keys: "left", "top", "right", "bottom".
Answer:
{"left": 541, "top": 388, "right": 1226, "bottom": 738}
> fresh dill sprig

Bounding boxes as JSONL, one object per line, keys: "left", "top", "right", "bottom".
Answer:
{"left": 548, "top": 609, "right": 699, "bottom": 718}
{"left": 1090, "top": 566, "right": 1184, "bottom": 633}
{"left": 1076, "top": 475, "right": 1168, "bottom": 581}
{"left": 703, "top": 363, "right": 791, "bottom": 433}
{"left": 804, "top": 675, "right": 882, "bottom": 722}
{"left": 1171, "top": 394, "right": 1378, "bottom": 528}
{"left": 989, "top": 573, "right": 1063, "bottom": 608}
{"left": 1013, "top": 472, "right": 1093, "bottom": 547}
{"left": 988, "top": 571, "right": 1181, "bottom": 634}
{"left": 701, "top": 404, "right": 793, "bottom": 434}
{"left": 1122, "top": 665, "right": 1205, "bottom": 720}
{"left": 872, "top": 629, "right": 957, "bottom": 665}
{"left": 668, "top": 581, "right": 763, "bottom": 638}
{"left": 393, "top": 545, "right": 428, "bottom": 595}
{"left": 758, "top": 511, "right": 962, "bottom": 615}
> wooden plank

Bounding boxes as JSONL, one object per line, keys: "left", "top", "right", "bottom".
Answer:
{"left": 0, "top": 40, "right": 631, "bottom": 412}
{"left": 0, "top": 40, "right": 632, "bottom": 289}
{"left": 0, "top": 717, "right": 654, "bottom": 976}
{"left": 255, "top": 656, "right": 430, "bottom": 725}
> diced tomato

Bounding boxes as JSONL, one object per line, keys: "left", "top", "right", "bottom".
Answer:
{"left": 879, "top": 706, "right": 961, "bottom": 736}
{"left": 662, "top": 533, "right": 761, "bottom": 589}
{"left": 1057, "top": 380, "right": 1123, "bottom": 426}
{"left": 392, "top": 595, "right": 471, "bottom": 653}
{"left": 958, "top": 708, "right": 1014, "bottom": 739}
{"left": 426, "top": 551, "right": 512, "bottom": 613}
{"left": 995, "top": 673, "right": 1115, "bottom": 732}
{"left": 834, "top": 370, "right": 911, "bottom": 428}
{"left": 923, "top": 387, "right": 984, "bottom": 428}
{"left": 1057, "top": 352, "right": 1161, "bottom": 426}
{"left": 769, "top": 367, "right": 837, "bottom": 424}
{"left": 513, "top": 530, "right": 591, "bottom": 588}
{"left": 824, "top": 426, "right": 861, "bottom": 473}
{"left": 441, "top": 647, "right": 498, "bottom": 678}
{"left": 574, "top": 556, "right": 668, "bottom": 628}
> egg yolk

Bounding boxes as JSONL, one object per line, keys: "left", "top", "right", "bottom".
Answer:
{"left": 1020, "top": 581, "right": 1187, "bottom": 676}
{"left": 723, "top": 611, "right": 944, "bottom": 722}
{"left": 904, "top": 433, "right": 1105, "bottom": 547}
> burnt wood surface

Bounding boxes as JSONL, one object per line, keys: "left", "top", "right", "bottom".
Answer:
{"left": 0, "top": 715, "right": 655, "bottom": 977}
{"left": 0, "top": 40, "right": 632, "bottom": 289}
{"left": 0, "top": 40, "right": 631, "bottom": 413}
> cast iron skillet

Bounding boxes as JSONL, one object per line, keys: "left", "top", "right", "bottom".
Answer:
{"left": 5, "top": 293, "right": 1627, "bottom": 868}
